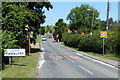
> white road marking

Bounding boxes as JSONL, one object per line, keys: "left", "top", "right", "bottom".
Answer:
{"left": 38, "top": 52, "right": 45, "bottom": 69}
{"left": 93, "top": 59, "right": 117, "bottom": 69}
{"left": 83, "top": 55, "right": 93, "bottom": 60}
{"left": 41, "top": 48, "right": 45, "bottom": 52}
{"left": 38, "top": 60, "right": 45, "bottom": 69}
{"left": 76, "top": 53, "right": 93, "bottom": 60}
{"left": 78, "top": 65, "right": 94, "bottom": 75}
{"left": 64, "top": 56, "right": 74, "bottom": 63}
{"left": 76, "top": 53, "right": 83, "bottom": 56}
{"left": 76, "top": 53, "right": 117, "bottom": 69}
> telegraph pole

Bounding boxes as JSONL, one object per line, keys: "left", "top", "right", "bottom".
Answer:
{"left": 106, "top": 0, "right": 110, "bottom": 30}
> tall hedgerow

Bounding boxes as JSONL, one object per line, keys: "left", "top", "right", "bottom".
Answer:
{"left": 62, "top": 27, "right": 119, "bottom": 55}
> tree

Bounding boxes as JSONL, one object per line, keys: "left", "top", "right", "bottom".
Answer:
{"left": 2, "top": 2, "right": 53, "bottom": 47}
{"left": 55, "top": 19, "right": 66, "bottom": 27}
{"left": 45, "top": 25, "right": 54, "bottom": 34}
{"left": 39, "top": 27, "right": 45, "bottom": 35}
{"left": 0, "top": 30, "right": 18, "bottom": 67}
{"left": 1, "top": 2, "right": 53, "bottom": 67}
{"left": 53, "top": 19, "right": 67, "bottom": 41}
{"left": 54, "top": 19, "right": 67, "bottom": 35}
{"left": 67, "top": 4, "right": 99, "bottom": 33}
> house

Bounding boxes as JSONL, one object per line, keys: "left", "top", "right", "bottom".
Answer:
{"left": 67, "top": 28, "right": 78, "bottom": 33}
{"left": 67, "top": 28, "right": 72, "bottom": 33}
{"left": 67, "top": 28, "right": 84, "bottom": 35}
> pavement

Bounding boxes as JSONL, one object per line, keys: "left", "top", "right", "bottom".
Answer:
{"left": 58, "top": 42, "right": 120, "bottom": 68}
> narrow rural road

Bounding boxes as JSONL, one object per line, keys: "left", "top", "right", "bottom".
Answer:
{"left": 38, "top": 37, "right": 118, "bottom": 79}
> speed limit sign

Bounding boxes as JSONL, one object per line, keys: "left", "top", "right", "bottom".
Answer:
{"left": 100, "top": 31, "right": 107, "bottom": 38}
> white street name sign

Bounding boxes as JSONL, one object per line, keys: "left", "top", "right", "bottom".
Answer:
{"left": 4, "top": 49, "right": 26, "bottom": 57}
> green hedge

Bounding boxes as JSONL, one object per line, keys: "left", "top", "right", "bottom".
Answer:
{"left": 62, "top": 33, "right": 81, "bottom": 48}
{"left": 62, "top": 29, "right": 119, "bottom": 55}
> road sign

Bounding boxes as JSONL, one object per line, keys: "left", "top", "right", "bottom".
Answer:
{"left": 4, "top": 49, "right": 25, "bottom": 57}
{"left": 100, "top": 31, "right": 108, "bottom": 38}
{"left": 26, "top": 31, "right": 33, "bottom": 38}
{"left": 100, "top": 31, "right": 108, "bottom": 55}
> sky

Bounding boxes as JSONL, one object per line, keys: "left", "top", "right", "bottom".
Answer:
{"left": 42, "top": 1, "right": 118, "bottom": 26}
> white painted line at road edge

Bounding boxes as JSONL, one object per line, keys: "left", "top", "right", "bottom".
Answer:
{"left": 41, "top": 48, "right": 45, "bottom": 52}
{"left": 38, "top": 60, "right": 45, "bottom": 69}
{"left": 64, "top": 56, "right": 74, "bottom": 63}
{"left": 78, "top": 65, "right": 94, "bottom": 75}
{"left": 93, "top": 59, "right": 117, "bottom": 69}
{"left": 41, "top": 52, "right": 44, "bottom": 58}
{"left": 76, "top": 53, "right": 93, "bottom": 60}
{"left": 38, "top": 52, "right": 45, "bottom": 69}
{"left": 76, "top": 53, "right": 83, "bottom": 56}
{"left": 76, "top": 53, "right": 117, "bottom": 69}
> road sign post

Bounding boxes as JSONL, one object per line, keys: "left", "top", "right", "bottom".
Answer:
{"left": 9, "top": 57, "right": 12, "bottom": 65}
{"left": 103, "top": 38, "right": 105, "bottom": 54}
{"left": 26, "top": 31, "right": 33, "bottom": 56}
{"left": 29, "top": 38, "right": 30, "bottom": 56}
{"left": 100, "top": 31, "right": 108, "bottom": 55}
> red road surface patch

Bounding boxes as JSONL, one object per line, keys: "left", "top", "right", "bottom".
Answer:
{"left": 48, "top": 55, "right": 62, "bottom": 60}
{"left": 65, "top": 55, "right": 81, "bottom": 60}
{"left": 48, "top": 55, "right": 81, "bottom": 61}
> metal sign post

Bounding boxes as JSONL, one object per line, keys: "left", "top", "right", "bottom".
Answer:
{"left": 100, "top": 31, "right": 108, "bottom": 55}
{"left": 9, "top": 57, "right": 12, "bottom": 65}
{"left": 103, "top": 38, "right": 105, "bottom": 55}
{"left": 19, "top": 57, "right": 21, "bottom": 66}
{"left": 26, "top": 31, "right": 33, "bottom": 56}
{"left": 29, "top": 38, "right": 30, "bottom": 56}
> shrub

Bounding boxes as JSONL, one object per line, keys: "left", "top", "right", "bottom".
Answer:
{"left": 62, "top": 28, "right": 119, "bottom": 55}
{"left": 0, "top": 30, "right": 18, "bottom": 69}
{"left": 62, "top": 33, "right": 81, "bottom": 48}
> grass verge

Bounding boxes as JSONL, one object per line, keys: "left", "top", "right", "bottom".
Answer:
{"left": 2, "top": 51, "right": 40, "bottom": 78}
{"left": 61, "top": 42, "right": 120, "bottom": 61}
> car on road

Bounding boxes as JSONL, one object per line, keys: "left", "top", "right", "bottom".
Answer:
{"left": 48, "top": 35, "right": 52, "bottom": 39}
{"left": 42, "top": 36, "right": 46, "bottom": 41}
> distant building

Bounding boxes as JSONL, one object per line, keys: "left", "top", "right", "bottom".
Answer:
{"left": 67, "top": 29, "right": 72, "bottom": 33}
{"left": 67, "top": 28, "right": 79, "bottom": 33}
{"left": 74, "top": 30, "right": 78, "bottom": 33}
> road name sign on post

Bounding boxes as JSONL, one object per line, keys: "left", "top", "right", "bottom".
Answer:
{"left": 4, "top": 49, "right": 26, "bottom": 65}
{"left": 4, "top": 49, "right": 26, "bottom": 57}
{"left": 100, "top": 31, "right": 108, "bottom": 55}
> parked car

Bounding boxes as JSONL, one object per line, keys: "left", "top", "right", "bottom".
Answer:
{"left": 42, "top": 36, "right": 46, "bottom": 41}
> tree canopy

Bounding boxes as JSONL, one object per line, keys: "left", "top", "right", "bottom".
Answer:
{"left": 67, "top": 4, "right": 99, "bottom": 33}
{"left": 2, "top": 2, "right": 53, "bottom": 47}
{"left": 53, "top": 18, "right": 67, "bottom": 36}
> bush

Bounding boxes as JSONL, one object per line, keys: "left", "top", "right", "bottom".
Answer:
{"left": 62, "top": 33, "right": 81, "bottom": 48}
{"left": 0, "top": 30, "right": 18, "bottom": 69}
{"left": 62, "top": 28, "right": 119, "bottom": 55}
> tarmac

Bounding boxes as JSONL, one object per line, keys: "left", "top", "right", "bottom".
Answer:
{"left": 58, "top": 42, "right": 120, "bottom": 68}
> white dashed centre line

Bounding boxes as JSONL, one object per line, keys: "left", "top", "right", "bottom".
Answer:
{"left": 64, "top": 56, "right": 74, "bottom": 63}
{"left": 78, "top": 65, "right": 94, "bottom": 75}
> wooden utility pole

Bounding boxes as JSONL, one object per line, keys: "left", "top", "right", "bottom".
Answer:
{"left": 106, "top": 0, "right": 110, "bottom": 30}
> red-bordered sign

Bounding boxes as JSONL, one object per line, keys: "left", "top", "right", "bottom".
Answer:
{"left": 100, "top": 31, "right": 108, "bottom": 38}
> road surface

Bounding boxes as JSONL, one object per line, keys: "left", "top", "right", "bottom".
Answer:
{"left": 38, "top": 37, "right": 118, "bottom": 79}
